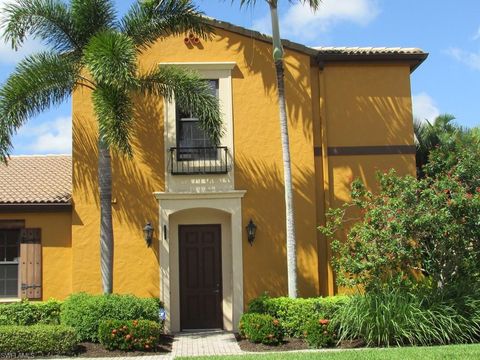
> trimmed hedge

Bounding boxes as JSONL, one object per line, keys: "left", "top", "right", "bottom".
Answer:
{"left": 0, "top": 325, "right": 78, "bottom": 356}
{"left": 247, "top": 294, "right": 348, "bottom": 337}
{"left": 239, "top": 313, "right": 283, "bottom": 345}
{"left": 61, "top": 293, "right": 163, "bottom": 342}
{"left": 303, "top": 319, "right": 335, "bottom": 348}
{"left": 0, "top": 300, "right": 61, "bottom": 325}
{"left": 98, "top": 320, "right": 162, "bottom": 351}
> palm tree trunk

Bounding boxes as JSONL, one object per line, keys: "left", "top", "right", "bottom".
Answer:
{"left": 98, "top": 137, "right": 114, "bottom": 294}
{"left": 269, "top": 2, "right": 298, "bottom": 298}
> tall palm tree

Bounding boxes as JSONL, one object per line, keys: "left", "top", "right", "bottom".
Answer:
{"left": 236, "top": 0, "right": 320, "bottom": 298}
{"left": 0, "top": 0, "right": 222, "bottom": 294}
{"left": 414, "top": 114, "right": 457, "bottom": 177}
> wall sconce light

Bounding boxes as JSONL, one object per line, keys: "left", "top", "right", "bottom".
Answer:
{"left": 143, "top": 222, "right": 154, "bottom": 247}
{"left": 246, "top": 219, "right": 257, "bottom": 246}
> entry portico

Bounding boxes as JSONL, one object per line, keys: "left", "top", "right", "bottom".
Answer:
{"left": 155, "top": 190, "right": 245, "bottom": 333}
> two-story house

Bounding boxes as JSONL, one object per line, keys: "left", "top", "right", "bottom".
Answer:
{"left": 0, "top": 19, "right": 427, "bottom": 332}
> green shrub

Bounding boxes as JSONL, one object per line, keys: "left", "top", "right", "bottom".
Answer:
{"left": 61, "top": 293, "right": 163, "bottom": 342}
{"left": 247, "top": 295, "right": 348, "bottom": 338}
{"left": 303, "top": 319, "right": 335, "bottom": 348}
{"left": 239, "top": 313, "right": 283, "bottom": 345}
{"left": 98, "top": 320, "right": 161, "bottom": 351}
{"left": 0, "top": 325, "right": 78, "bottom": 355}
{"left": 0, "top": 300, "right": 61, "bottom": 325}
{"left": 332, "top": 289, "right": 480, "bottom": 347}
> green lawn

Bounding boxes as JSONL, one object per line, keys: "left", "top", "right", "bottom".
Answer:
{"left": 178, "top": 344, "right": 480, "bottom": 359}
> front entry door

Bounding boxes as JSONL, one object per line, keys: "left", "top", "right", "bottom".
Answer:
{"left": 179, "top": 225, "right": 223, "bottom": 330}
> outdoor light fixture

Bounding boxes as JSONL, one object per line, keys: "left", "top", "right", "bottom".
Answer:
{"left": 143, "top": 222, "right": 154, "bottom": 247}
{"left": 246, "top": 219, "right": 257, "bottom": 246}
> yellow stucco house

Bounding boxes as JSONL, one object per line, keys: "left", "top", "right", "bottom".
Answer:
{"left": 0, "top": 19, "right": 427, "bottom": 332}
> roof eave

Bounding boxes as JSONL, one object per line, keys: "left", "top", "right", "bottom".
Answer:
{"left": 0, "top": 203, "right": 72, "bottom": 213}
{"left": 316, "top": 52, "right": 429, "bottom": 73}
{"left": 205, "top": 18, "right": 428, "bottom": 72}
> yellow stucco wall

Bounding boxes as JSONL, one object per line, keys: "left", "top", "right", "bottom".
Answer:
{"left": 0, "top": 212, "right": 72, "bottom": 300}
{"left": 72, "top": 27, "right": 320, "bottom": 303}
{"left": 318, "top": 63, "right": 417, "bottom": 293}
{"left": 70, "top": 26, "right": 418, "bottom": 304}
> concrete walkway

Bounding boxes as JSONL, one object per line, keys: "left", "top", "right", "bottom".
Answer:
{"left": 169, "top": 330, "right": 243, "bottom": 358}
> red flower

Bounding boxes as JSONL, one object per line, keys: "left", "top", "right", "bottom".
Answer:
{"left": 319, "top": 319, "right": 330, "bottom": 325}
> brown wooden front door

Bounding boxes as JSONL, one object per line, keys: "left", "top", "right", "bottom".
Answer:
{"left": 179, "top": 224, "right": 223, "bottom": 330}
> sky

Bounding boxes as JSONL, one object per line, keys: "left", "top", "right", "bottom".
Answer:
{"left": 0, "top": 0, "right": 479, "bottom": 155}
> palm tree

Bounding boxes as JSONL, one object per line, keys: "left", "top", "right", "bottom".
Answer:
{"left": 414, "top": 114, "right": 457, "bottom": 177}
{"left": 0, "top": 0, "right": 222, "bottom": 294}
{"left": 235, "top": 0, "right": 320, "bottom": 298}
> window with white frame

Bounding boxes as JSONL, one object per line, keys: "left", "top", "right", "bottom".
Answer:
{"left": 176, "top": 79, "right": 219, "bottom": 161}
{"left": 0, "top": 229, "right": 20, "bottom": 298}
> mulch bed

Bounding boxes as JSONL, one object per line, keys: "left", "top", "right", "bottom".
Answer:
{"left": 75, "top": 335, "right": 174, "bottom": 357}
{"left": 235, "top": 333, "right": 365, "bottom": 352}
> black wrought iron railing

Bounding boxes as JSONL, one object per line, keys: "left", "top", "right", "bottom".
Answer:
{"left": 169, "top": 146, "right": 229, "bottom": 175}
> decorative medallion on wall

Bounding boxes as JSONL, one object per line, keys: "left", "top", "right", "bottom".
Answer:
{"left": 184, "top": 33, "right": 202, "bottom": 48}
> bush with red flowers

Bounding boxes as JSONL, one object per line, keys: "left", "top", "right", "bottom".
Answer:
{"left": 98, "top": 320, "right": 161, "bottom": 351}
{"left": 239, "top": 313, "right": 283, "bottom": 345}
{"left": 303, "top": 318, "right": 335, "bottom": 348}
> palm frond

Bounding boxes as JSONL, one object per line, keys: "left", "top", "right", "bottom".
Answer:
{"left": 236, "top": 0, "right": 321, "bottom": 10}
{"left": 71, "top": 0, "right": 117, "bottom": 47}
{"left": 137, "top": 65, "right": 223, "bottom": 144}
{"left": 92, "top": 85, "right": 133, "bottom": 156}
{"left": 83, "top": 30, "right": 137, "bottom": 89}
{"left": 1, "top": 0, "right": 79, "bottom": 52}
{"left": 0, "top": 52, "right": 78, "bottom": 159}
{"left": 120, "top": 0, "right": 212, "bottom": 51}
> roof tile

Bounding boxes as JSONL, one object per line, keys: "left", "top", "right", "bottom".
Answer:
{"left": 0, "top": 155, "right": 72, "bottom": 204}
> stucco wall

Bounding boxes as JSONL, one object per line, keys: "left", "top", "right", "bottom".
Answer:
{"left": 318, "top": 63, "right": 417, "bottom": 293}
{"left": 0, "top": 212, "right": 72, "bottom": 300}
{"left": 71, "top": 26, "right": 417, "bottom": 303}
{"left": 72, "top": 27, "right": 320, "bottom": 303}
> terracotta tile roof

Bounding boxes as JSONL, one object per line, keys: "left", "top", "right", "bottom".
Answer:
{"left": 313, "top": 46, "right": 425, "bottom": 55}
{"left": 0, "top": 155, "right": 72, "bottom": 204}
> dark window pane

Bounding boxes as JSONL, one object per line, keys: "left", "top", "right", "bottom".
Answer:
{"left": 5, "top": 246, "right": 19, "bottom": 262}
{"left": 0, "top": 264, "right": 18, "bottom": 297}
{"left": 5, "top": 265, "right": 18, "bottom": 278}
{"left": 5, "top": 280, "right": 17, "bottom": 296}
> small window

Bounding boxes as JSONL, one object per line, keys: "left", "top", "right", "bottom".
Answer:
{"left": 176, "top": 80, "right": 219, "bottom": 161}
{"left": 0, "top": 229, "right": 20, "bottom": 298}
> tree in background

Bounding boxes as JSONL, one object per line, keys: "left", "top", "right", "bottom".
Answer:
{"left": 0, "top": 0, "right": 222, "bottom": 293}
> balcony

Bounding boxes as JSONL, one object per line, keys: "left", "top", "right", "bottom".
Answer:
{"left": 169, "top": 147, "right": 230, "bottom": 175}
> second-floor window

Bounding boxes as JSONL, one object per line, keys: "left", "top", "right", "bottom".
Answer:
{"left": 176, "top": 79, "right": 219, "bottom": 161}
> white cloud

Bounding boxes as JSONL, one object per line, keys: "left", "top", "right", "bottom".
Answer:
{"left": 15, "top": 116, "right": 72, "bottom": 154}
{"left": 473, "top": 26, "right": 480, "bottom": 40}
{"left": 0, "top": 0, "right": 45, "bottom": 64}
{"left": 252, "top": 0, "right": 380, "bottom": 43}
{"left": 447, "top": 47, "right": 480, "bottom": 71}
{"left": 412, "top": 92, "right": 440, "bottom": 123}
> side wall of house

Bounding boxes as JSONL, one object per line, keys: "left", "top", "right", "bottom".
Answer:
{"left": 0, "top": 212, "right": 72, "bottom": 300}
{"left": 316, "top": 63, "right": 417, "bottom": 294}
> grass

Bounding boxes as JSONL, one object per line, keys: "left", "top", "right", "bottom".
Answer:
{"left": 178, "top": 343, "right": 480, "bottom": 359}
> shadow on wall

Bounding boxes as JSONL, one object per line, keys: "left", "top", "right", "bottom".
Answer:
{"left": 235, "top": 155, "right": 319, "bottom": 301}
{"left": 215, "top": 30, "right": 314, "bottom": 143}
{"left": 72, "top": 94, "right": 166, "bottom": 283}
